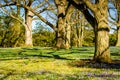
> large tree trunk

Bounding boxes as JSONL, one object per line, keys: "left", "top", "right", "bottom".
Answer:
{"left": 94, "top": 23, "right": 111, "bottom": 63}
{"left": 56, "top": 18, "right": 66, "bottom": 49}
{"left": 25, "top": 10, "right": 33, "bottom": 47}
{"left": 55, "top": 0, "right": 66, "bottom": 49}
{"left": 55, "top": 0, "right": 74, "bottom": 49}
{"left": 93, "top": 1, "right": 111, "bottom": 63}
{"left": 23, "top": 0, "right": 34, "bottom": 47}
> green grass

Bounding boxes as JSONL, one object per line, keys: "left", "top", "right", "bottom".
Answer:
{"left": 0, "top": 47, "right": 120, "bottom": 80}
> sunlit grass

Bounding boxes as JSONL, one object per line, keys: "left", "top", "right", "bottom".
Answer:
{"left": 0, "top": 47, "right": 119, "bottom": 80}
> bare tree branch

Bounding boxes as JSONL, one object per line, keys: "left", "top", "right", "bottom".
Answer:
{"left": 1, "top": 7, "right": 28, "bottom": 30}
{"left": 23, "top": 4, "right": 57, "bottom": 31}
{"left": 82, "top": 0, "right": 96, "bottom": 11}
{"left": 0, "top": 1, "right": 16, "bottom": 7}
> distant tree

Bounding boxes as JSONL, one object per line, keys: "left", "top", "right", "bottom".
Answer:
{"left": 71, "top": 10, "right": 85, "bottom": 47}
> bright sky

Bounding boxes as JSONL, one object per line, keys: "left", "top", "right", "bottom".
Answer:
{"left": 108, "top": 2, "right": 117, "bottom": 34}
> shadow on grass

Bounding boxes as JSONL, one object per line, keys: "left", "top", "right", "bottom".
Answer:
{"left": 26, "top": 54, "right": 74, "bottom": 60}
{"left": 0, "top": 73, "right": 12, "bottom": 80}
{"left": 68, "top": 59, "right": 120, "bottom": 69}
{"left": 0, "top": 47, "right": 120, "bottom": 70}
{"left": 0, "top": 52, "right": 73, "bottom": 61}
{"left": 111, "top": 52, "right": 120, "bottom": 56}
{"left": 0, "top": 57, "right": 31, "bottom": 61}
{"left": 21, "top": 47, "right": 52, "bottom": 50}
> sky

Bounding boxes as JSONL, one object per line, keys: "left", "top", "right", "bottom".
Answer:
{"left": 32, "top": 0, "right": 57, "bottom": 32}
{"left": 108, "top": 2, "right": 117, "bottom": 34}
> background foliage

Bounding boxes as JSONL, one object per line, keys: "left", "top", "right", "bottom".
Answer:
{"left": 0, "top": 16, "right": 25, "bottom": 47}
{"left": 0, "top": 16, "right": 116, "bottom": 47}
{"left": 32, "top": 25, "right": 55, "bottom": 47}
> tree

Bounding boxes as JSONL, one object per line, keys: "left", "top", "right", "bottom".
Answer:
{"left": 54, "top": 0, "right": 74, "bottom": 49}
{"left": 21, "top": 0, "right": 57, "bottom": 47}
{"left": 1, "top": 0, "right": 75, "bottom": 49}
{"left": 24, "top": 0, "right": 34, "bottom": 46}
{"left": 71, "top": 10, "right": 85, "bottom": 47}
{"left": 0, "top": 0, "right": 53, "bottom": 47}
{"left": 68, "top": 0, "right": 111, "bottom": 63}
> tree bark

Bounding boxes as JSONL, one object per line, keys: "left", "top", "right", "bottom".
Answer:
{"left": 55, "top": 18, "right": 66, "bottom": 49}
{"left": 55, "top": 0, "right": 66, "bottom": 49}
{"left": 77, "top": 12, "right": 84, "bottom": 47}
{"left": 77, "top": 21, "right": 84, "bottom": 47}
{"left": 25, "top": 10, "right": 33, "bottom": 47}
{"left": 94, "top": 22, "right": 111, "bottom": 63}
{"left": 71, "top": 25, "right": 78, "bottom": 47}
{"left": 93, "top": 1, "right": 111, "bottom": 63}
{"left": 64, "top": 5, "right": 74, "bottom": 49}
{"left": 71, "top": 10, "right": 84, "bottom": 47}
{"left": 55, "top": 0, "right": 74, "bottom": 49}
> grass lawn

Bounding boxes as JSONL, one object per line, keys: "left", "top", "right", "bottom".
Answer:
{"left": 0, "top": 47, "right": 120, "bottom": 80}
